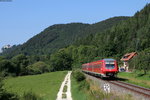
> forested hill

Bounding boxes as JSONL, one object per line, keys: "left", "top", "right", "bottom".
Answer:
{"left": 75, "top": 4, "right": 150, "bottom": 55}
{"left": 1, "top": 16, "right": 129, "bottom": 57}
{"left": 59, "top": 4, "right": 150, "bottom": 67}
{"left": 79, "top": 16, "right": 130, "bottom": 37}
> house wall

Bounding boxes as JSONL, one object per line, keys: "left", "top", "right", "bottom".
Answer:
{"left": 123, "top": 61, "right": 129, "bottom": 71}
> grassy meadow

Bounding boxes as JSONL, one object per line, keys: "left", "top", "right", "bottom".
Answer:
{"left": 118, "top": 71, "right": 150, "bottom": 88}
{"left": 4, "top": 71, "right": 67, "bottom": 100}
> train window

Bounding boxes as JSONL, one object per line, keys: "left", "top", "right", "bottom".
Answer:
{"left": 95, "top": 65, "right": 97, "bottom": 68}
{"left": 89, "top": 65, "right": 91, "bottom": 68}
{"left": 105, "top": 61, "right": 115, "bottom": 69}
{"left": 96, "top": 64, "right": 99, "bottom": 68}
{"left": 105, "top": 64, "right": 115, "bottom": 69}
{"left": 93, "top": 64, "right": 100, "bottom": 68}
{"left": 99, "top": 63, "right": 101, "bottom": 68}
{"left": 93, "top": 65, "right": 95, "bottom": 68}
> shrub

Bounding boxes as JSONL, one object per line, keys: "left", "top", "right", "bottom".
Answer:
{"left": 21, "top": 91, "right": 42, "bottom": 100}
{"left": 26, "top": 61, "right": 50, "bottom": 75}
{"left": 0, "top": 76, "right": 19, "bottom": 100}
{"left": 63, "top": 85, "right": 67, "bottom": 92}
{"left": 73, "top": 71, "right": 85, "bottom": 82}
{"left": 78, "top": 80, "right": 90, "bottom": 91}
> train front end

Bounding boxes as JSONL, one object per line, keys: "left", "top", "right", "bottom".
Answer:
{"left": 102, "top": 59, "right": 118, "bottom": 77}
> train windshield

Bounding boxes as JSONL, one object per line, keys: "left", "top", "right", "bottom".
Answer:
{"left": 105, "top": 61, "right": 115, "bottom": 69}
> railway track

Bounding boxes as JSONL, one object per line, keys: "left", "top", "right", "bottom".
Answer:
{"left": 85, "top": 73, "right": 150, "bottom": 99}
{"left": 108, "top": 80, "right": 150, "bottom": 98}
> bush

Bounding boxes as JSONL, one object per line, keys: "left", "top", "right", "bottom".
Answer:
{"left": 72, "top": 70, "right": 90, "bottom": 91}
{"left": 0, "top": 92, "right": 19, "bottom": 100}
{"left": 78, "top": 80, "right": 90, "bottom": 91}
{"left": 26, "top": 61, "right": 50, "bottom": 75}
{"left": 73, "top": 70, "right": 85, "bottom": 82}
{"left": 21, "top": 91, "right": 42, "bottom": 100}
{"left": 0, "top": 76, "right": 19, "bottom": 100}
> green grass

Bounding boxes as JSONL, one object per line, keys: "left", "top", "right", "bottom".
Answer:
{"left": 63, "top": 85, "right": 67, "bottom": 92}
{"left": 71, "top": 76, "right": 88, "bottom": 100}
{"left": 62, "top": 93, "right": 67, "bottom": 98}
{"left": 4, "top": 71, "right": 67, "bottom": 100}
{"left": 118, "top": 71, "right": 150, "bottom": 88}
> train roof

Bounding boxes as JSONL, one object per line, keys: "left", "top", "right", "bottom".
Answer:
{"left": 82, "top": 58, "right": 116, "bottom": 65}
{"left": 103, "top": 58, "right": 115, "bottom": 61}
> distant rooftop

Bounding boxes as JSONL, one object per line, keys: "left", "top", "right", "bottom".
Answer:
{"left": 121, "top": 52, "right": 137, "bottom": 61}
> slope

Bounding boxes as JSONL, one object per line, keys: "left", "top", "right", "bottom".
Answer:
{"left": 1, "top": 17, "right": 129, "bottom": 58}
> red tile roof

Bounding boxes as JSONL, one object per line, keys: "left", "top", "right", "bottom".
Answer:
{"left": 121, "top": 52, "right": 137, "bottom": 61}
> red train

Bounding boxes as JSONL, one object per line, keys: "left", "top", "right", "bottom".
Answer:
{"left": 82, "top": 58, "right": 118, "bottom": 78}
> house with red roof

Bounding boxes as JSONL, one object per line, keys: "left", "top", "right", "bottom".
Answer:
{"left": 120, "top": 52, "right": 137, "bottom": 71}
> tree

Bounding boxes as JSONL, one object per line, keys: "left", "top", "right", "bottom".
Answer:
{"left": 139, "top": 49, "right": 150, "bottom": 74}
{"left": 129, "top": 48, "right": 150, "bottom": 74}
{"left": 50, "top": 49, "right": 73, "bottom": 71}
{"left": 11, "top": 54, "right": 29, "bottom": 76}
{"left": 0, "top": 60, "right": 15, "bottom": 76}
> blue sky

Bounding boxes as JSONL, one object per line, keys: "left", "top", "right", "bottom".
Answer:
{"left": 0, "top": 0, "right": 150, "bottom": 50}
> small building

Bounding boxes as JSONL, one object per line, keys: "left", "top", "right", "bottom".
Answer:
{"left": 3, "top": 44, "right": 11, "bottom": 49}
{"left": 120, "top": 52, "right": 137, "bottom": 71}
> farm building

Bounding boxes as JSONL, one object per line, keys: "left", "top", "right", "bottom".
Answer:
{"left": 120, "top": 52, "right": 137, "bottom": 71}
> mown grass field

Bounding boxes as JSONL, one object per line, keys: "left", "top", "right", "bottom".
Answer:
{"left": 118, "top": 71, "right": 150, "bottom": 88}
{"left": 4, "top": 71, "right": 67, "bottom": 100}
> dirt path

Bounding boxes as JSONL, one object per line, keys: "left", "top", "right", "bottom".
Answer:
{"left": 56, "top": 71, "right": 72, "bottom": 100}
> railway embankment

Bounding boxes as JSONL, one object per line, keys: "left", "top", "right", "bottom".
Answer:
{"left": 85, "top": 73, "right": 150, "bottom": 100}
{"left": 72, "top": 70, "right": 133, "bottom": 100}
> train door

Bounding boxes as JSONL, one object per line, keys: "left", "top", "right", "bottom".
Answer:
{"left": 97, "top": 61, "right": 102, "bottom": 74}
{"left": 99, "top": 62, "right": 103, "bottom": 74}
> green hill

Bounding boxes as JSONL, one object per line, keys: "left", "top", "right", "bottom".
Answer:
{"left": 1, "top": 17, "right": 129, "bottom": 58}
